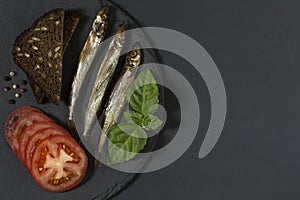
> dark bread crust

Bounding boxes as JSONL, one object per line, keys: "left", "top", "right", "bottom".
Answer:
{"left": 29, "top": 77, "right": 45, "bottom": 104}
{"left": 63, "top": 12, "right": 80, "bottom": 52}
{"left": 13, "top": 9, "right": 65, "bottom": 105}
{"left": 29, "top": 79, "right": 45, "bottom": 104}
{"left": 29, "top": 12, "right": 80, "bottom": 104}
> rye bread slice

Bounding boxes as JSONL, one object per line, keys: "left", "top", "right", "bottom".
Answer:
{"left": 29, "top": 12, "right": 80, "bottom": 104}
{"left": 13, "top": 9, "right": 65, "bottom": 105}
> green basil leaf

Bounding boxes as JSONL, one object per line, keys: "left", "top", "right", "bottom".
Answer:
{"left": 126, "top": 69, "right": 159, "bottom": 115}
{"left": 147, "top": 115, "right": 163, "bottom": 131}
{"left": 108, "top": 123, "right": 147, "bottom": 165}
{"left": 124, "top": 110, "right": 145, "bottom": 125}
{"left": 124, "top": 110, "right": 163, "bottom": 131}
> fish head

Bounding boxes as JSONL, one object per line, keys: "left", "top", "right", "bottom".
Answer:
{"left": 126, "top": 43, "right": 142, "bottom": 69}
{"left": 93, "top": 5, "right": 109, "bottom": 36}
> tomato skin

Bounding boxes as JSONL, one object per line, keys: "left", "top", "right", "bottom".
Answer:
{"left": 18, "top": 122, "right": 62, "bottom": 164}
{"left": 10, "top": 112, "right": 53, "bottom": 155}
{"left": 25, "top": 127, "right": 71, "bottom": 169}
{"left": 30, "top": 135, "right": 88, "bottom": 193}
{"left": 4, "top": 106, "right": 41, "bottom": 146}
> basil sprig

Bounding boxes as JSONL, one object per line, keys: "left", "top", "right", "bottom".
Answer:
{"left": 108, "top": 69, "right": 163, "bottom": 165}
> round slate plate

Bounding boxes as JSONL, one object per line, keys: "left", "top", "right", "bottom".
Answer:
{"left": 0, "top": 0, "right": 163, "bottom": 199}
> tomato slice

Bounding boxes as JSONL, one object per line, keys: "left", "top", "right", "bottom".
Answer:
{"left": 25, "top": 127, "right": 71, "bottom": 169}
{"left": 18, "top": 122, "right": 63, "bottom": 163}
{"left": 4, "top": 106, "right": 41, "bottom": 146}
{"left": 30, "top": 135, "right": 88, "bottom": 192}
{"left": 11, "top": 112, "right": 53, "bottom": 154}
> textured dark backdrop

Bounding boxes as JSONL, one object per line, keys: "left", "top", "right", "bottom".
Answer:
{"left": 1, "top": 0, "right": 300, "bottom": 199}
{"left": 112, "top": 0, "right": 300, "bottom": 199}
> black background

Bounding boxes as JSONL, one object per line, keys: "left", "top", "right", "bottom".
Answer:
{"left": 1, "top": 0, "right": 300, "bottom": 199}
{"left": 112, "top": 0, "right": 300, "bottom": 199}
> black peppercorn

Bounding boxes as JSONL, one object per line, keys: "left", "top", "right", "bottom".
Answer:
{"left": 8, "top": 99, "right": 16, "bottom": 104}
{"left": 21, "top": 80, "right": 28, "bottom": 85}
{"left": 4, "top": 76, "right": 11, "bottom": 81}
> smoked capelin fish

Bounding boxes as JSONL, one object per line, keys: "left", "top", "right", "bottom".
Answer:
{"left": 83, "top": 24, "right": 126, "bottom": 137}
{"left": 68, "top": 5, "right": 109, "bottom": 132}
{"left": 96, "top": 43, "right": 142, "bottom": 160}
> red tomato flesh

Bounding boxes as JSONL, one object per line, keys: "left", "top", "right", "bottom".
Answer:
{"left": 11, "top": 112, "right": 52, "bottom": 154}
{"left": 4, "top": 106, "right": 41, "bottom": 146}
{"left": 25, "top": 127, "right": 71, "bottom": 169}
{"left": 18, "top": 122, "right": 63, "bottom": 163}
{"left": 30, "top": 135, "right": 88, "bottom": 192}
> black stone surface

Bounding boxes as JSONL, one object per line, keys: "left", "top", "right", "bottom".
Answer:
{"left": 1, "top": 0, "right": 300, "bottom": 200}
